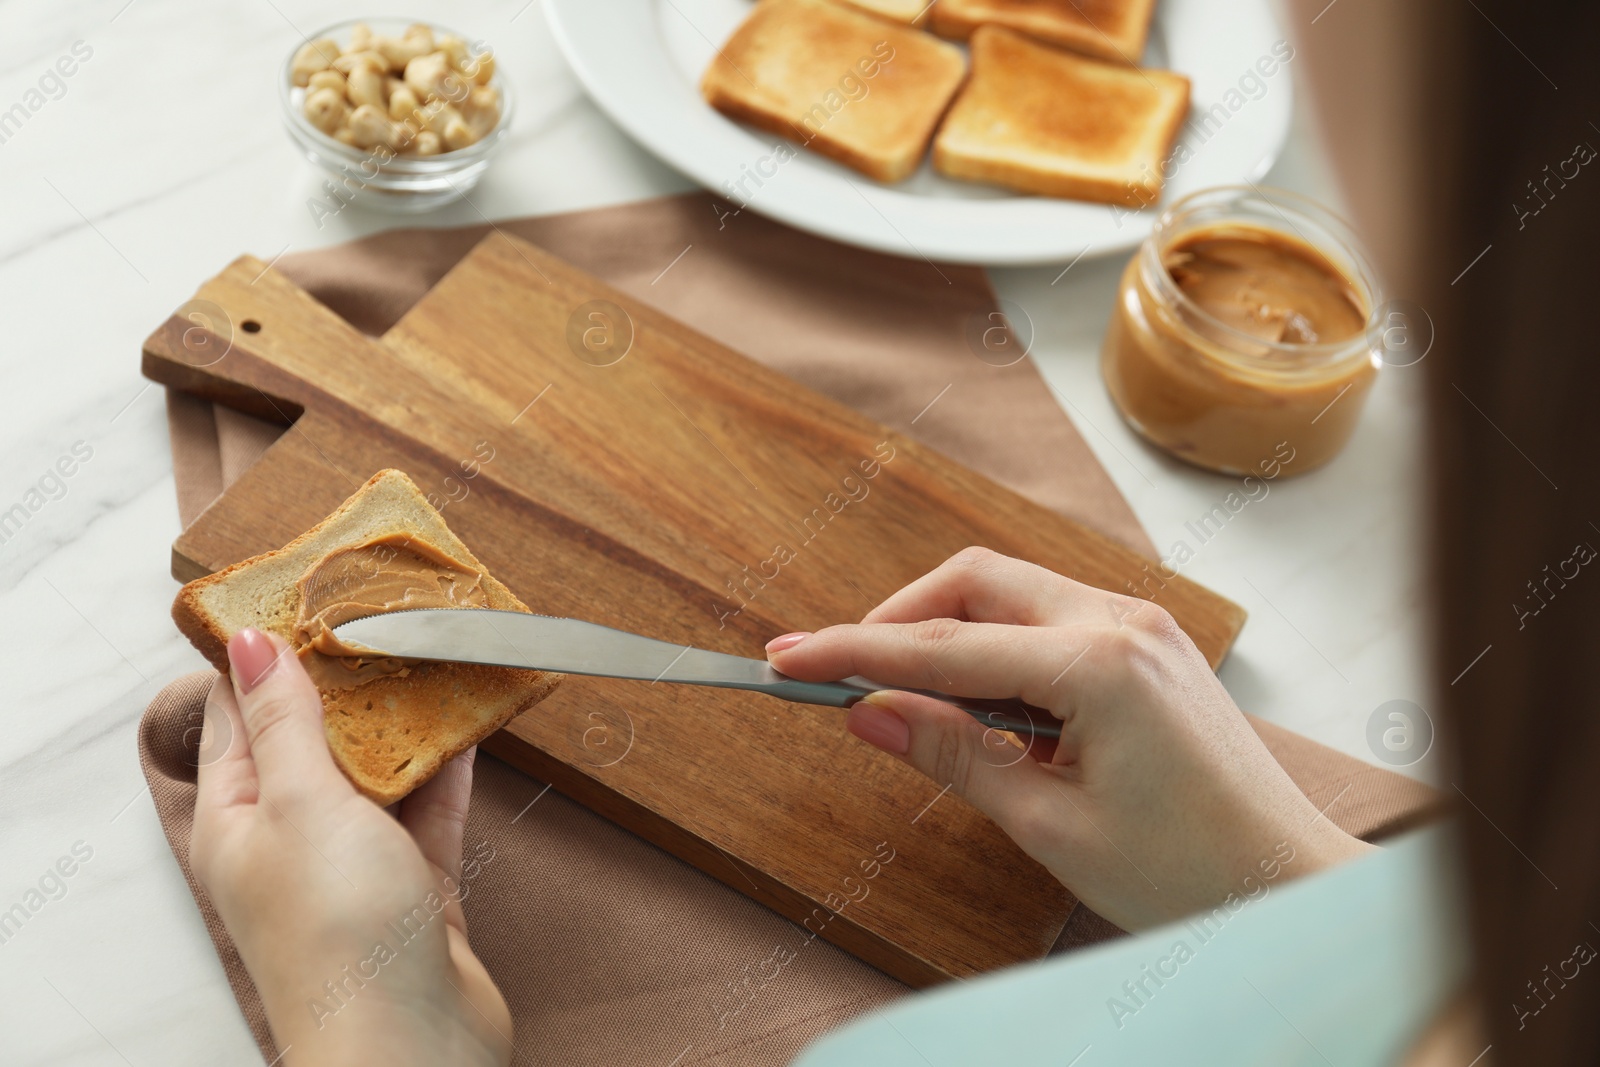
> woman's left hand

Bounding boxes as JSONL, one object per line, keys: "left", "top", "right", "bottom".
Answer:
{"left": 191, "top": 628, "right": 512, "bottom": 1067}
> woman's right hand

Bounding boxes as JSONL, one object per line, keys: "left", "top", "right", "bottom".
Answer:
{"left": 767, "top": 547, "right": 1373, "bottom": 932}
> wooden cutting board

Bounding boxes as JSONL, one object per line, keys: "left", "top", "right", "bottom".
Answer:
{"left": 144, "top": 233, "right": 1245, "bottom": 987}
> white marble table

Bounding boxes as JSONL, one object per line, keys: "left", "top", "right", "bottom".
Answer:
{"left": 0, "top": 1, "right": 1429, "bottom": 1062}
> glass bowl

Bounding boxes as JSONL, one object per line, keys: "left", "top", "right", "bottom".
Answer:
{"left": 279, "top": 17, "right": 514, "bottom": 214}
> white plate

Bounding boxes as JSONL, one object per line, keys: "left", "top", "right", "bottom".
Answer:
{"left": 544, "top": 0, "right": 1293, "bottom": 265}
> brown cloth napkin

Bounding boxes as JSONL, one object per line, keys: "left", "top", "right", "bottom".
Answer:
{"left": 143, "top": 192, "right": 1441, "bottom": 1065}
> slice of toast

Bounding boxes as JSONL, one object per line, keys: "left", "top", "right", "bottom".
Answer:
{"left": 701, "top": 0, "right": 967, "bottom": 183}
{"left": 930, "top": 0, "right": 1159, "bottom": 64}
{"left": 834, "top": 0, "right": 933, "bottom": 25}
{"left": 932, "top": 26, "right": 1190, "bottom": 206}
{"left": 172, "top": 469, "right": 561, "bottom": 806}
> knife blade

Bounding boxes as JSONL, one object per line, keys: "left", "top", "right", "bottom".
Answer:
{"left": 331, "top": 608, "right": 1062, "bottom": 739}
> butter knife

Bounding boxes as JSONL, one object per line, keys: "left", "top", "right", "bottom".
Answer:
{"left": 331, "top": 608, "right": 1062, "bottom": 739}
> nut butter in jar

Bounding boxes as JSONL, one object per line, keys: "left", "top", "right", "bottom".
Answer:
{"left": 1101, "top": 186, "right": 1382, "bottom": 476}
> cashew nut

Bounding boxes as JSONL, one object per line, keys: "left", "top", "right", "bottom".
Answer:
{"left": 331, "top": 50, "right": 387, "bottom": 76}
{"left": 404, "top": 25, "right": 435, "bottom": 52}
{"left": 461, "top": 86, "right": 502, "bottom": 138}
{"left": 306, "top": 69, "right": 345, "bottom": 95}
{"left": 290, "top": 38, "right": 340, "bottom": 87}
{"left": 345, "top": 23, "right": 373, "bottom": 55}
{"left": 404, "top": 51, "right": 457, "bottom": 102}
{"left": 376, "top": 25, "right": 434, "bottom": 71}
{"left": 437, "top": 34, "right": 471, "bottom": 72}
{"left": 442, "top": 115, "right": 477, "bottom": 152}
{"left": 348, "top": 104, "right": 397, "bottom": 149}
{"left": 424, "top": 103, "right": 464, "bottom": 136}
{"left": 388, "top": 85, "right": 421, "bottom": 123}
{"left": 451, "top": 42, "right": 495, "bottom": 85}
{"left": 303, "top": 87, "right": 348, "bottom": 134}
{"left": 345, "top": 63, "right": 386, "bottom": 110}
{"left": 469, "top": 51, "right": 495, "bottom": 85}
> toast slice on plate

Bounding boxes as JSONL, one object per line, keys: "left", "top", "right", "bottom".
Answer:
{"left": 701, "top": 0, "right": 967, "bottom": 183}
{"left": 173, "top": 468, "right": 561, "bottom": 806}
{"left": 930, "top": 0, "right": 1159, "bottom": 64}
{"left": 933, "top": 26, "right": 1190, "bottom": 206}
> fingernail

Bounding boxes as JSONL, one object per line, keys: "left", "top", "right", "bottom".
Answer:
{"left": 228, "top": 628, "right": 280, "bottom": 695}
{"left": 765, "top": 631, "right": 811, "bottom": 653}
{"left": 848, "top": 696, "right": 911, "bottom": 755}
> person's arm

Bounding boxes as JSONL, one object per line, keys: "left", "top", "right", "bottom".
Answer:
{"left": 766, "top": 546, "right": 1373, "bottom": 931}
{"left": 191, "top": 628, "right": 512, "bottom": 1067}
{"left": 192, "top": 548, "right": 1373, "bottom": 1061}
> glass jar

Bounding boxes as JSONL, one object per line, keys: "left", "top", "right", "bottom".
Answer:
{"left": 1100, "top": 186, "right": 1383, "bottom": 476}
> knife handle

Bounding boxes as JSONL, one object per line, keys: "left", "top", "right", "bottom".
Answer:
{"left": 759, "top": 675, "right": 1062, "bottom": 740}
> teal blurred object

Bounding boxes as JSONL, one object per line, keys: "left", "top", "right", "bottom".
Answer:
{"left": 794, "top": 826, "right": 1464, "bottom": 1066}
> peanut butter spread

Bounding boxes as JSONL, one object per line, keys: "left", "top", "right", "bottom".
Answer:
{"left": 293, "top": 534, "right": 488, "bottom": 691}
{"left": 1101, "top": 219, "right": 1377, "bottom": 476}
{"left": 1163, "top": 228, "right": 1366, "bottom": 346}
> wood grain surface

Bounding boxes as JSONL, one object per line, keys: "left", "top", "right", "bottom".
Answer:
{"left": 143, "top": 234, "right": 1246, "bottom": 987}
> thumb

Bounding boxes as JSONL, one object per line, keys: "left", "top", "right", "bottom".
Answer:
{"left": 227, "top": 628, "right": 352, "bottom": 805}
{"left": 400, "top": 745, "right": 477, "bottom": 935}
{"left": 847, "top": 690, "right": 1056, "bottom": 837}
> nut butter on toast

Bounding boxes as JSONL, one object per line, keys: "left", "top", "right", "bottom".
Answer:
{"left": 932, "top": 26, "right": 1190, "bottom": 206}
{"left": 931, "top": 0, "right": 1159, "bottom": 65}
{"left": 172, "top": 469, "right": 561, "bottom": 806}
{"left": 701, "top": 0, "right": 967, "bottom": 183}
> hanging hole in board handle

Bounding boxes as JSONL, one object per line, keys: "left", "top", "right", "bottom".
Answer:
{"left": 241, "top": 320, "right": 262, "bottom": 333}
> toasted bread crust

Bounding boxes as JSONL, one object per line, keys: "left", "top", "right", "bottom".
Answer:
{"left": 172, "top": 582, "right": 232, "bottom": 676}
{"left": 930, "top": 0, "right": 1159, "bottom": 64}
{"left": 171, "top": 469, "right": 562, "bottom": 806}
{"left": 701, "top": 0, "right": 967, "bottom": 184}
{"left": 833, "top": 0, "right": 933, "bottom": 24}
{"left": 933, "top": 26, "right": 1190, "bottom": 206}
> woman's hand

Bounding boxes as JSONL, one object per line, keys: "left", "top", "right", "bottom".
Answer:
{"left": 767, "top": 547, "right": 1373, "bottom": 931}
{"left": 191, "top": 628, "right": 512, "bottom": 1067}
